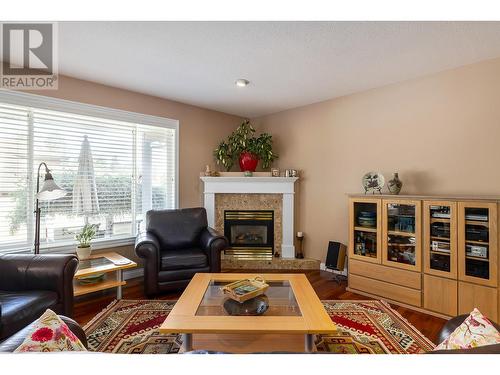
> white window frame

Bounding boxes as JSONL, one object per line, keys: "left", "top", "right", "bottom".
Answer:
{"left": 0, "top": 89, "right": 179, "bottom": 254}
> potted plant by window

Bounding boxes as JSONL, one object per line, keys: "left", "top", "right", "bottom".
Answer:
{"left": 75, "top": 224, "right": 97, "bottom": 260}
{"left": 214, "top": 120, "right": 278, "bottom": 172}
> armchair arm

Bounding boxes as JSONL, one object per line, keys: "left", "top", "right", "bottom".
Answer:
{"left": 200, "top": 227, "right": 228, "bottom": 273}
{"left": 61, "top": 316, "right": 88, "bottom": 349}
{"left": 0, "top": 254, "right": 78, "bottom": 317}
{"left": 135, "top": 231, "right": 161, "bottom": 260}
{"left": 135, "top": 231, "right": 161, "bottom": 296}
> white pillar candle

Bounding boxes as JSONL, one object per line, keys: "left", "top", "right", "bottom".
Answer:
{"left": 297, "top": 232, "right": 303, "bottom": 238}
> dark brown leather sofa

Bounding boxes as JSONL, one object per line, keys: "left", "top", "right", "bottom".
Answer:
{"left": 135, "top": 207, "right": 228, "bottom": 297}
{"left": 432, "top": 314, "right": 500, "bottom": 354}
{"left": 0, "top": 254, "right": 78, "bottom": 342}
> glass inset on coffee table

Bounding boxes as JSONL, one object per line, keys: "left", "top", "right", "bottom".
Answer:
{"left": 196, "top": 280, "right": 301, "bottom": 316}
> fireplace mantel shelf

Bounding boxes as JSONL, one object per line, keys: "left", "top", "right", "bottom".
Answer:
{"left": 200, "top": 176, "right": 298, "bottom": 195}
{"left": 200, "top": 176, "right": 298, "bottom": 183}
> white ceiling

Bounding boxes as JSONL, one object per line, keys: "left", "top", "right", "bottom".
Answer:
{"left": 58, "top": 22, "right": 500, "bottom": 118}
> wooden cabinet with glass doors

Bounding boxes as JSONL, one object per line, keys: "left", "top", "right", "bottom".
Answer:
{"left": 348, "top": 197, "right": 381, "bottom": 264}
{"left": 348, "top": 194, "right": 500, "bottom": 322}
{"left": 423, "top": 201, "right": 457, "bottom": 279}
{"left": 422, "top": 201, "right": 459, "bottom": 316}
{"left": 349, "top": 197, "right": 422, "bottom": 310}
{"left": 458, "top": 202, "right": 498, "bottom": 288}
{"left": 382, "top": 199, "right": 421, "bottom": 272}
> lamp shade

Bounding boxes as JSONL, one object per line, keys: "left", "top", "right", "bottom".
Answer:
{"left": 36, "top": 173, "right": 67, "bottom": 201}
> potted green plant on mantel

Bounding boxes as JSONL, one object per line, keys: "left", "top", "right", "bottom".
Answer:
{"left": 75, "top": 223, "right": 97, "bottom": 260}
{"left": 214, "top": 120, "right": 278, "bottom": 172}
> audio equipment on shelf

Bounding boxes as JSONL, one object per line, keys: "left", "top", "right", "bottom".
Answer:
{"left": 465, "top": 226, "right": 489, "bottom": 242}
{"left": 466, "top": 244, "right": 488, "bottom": 259}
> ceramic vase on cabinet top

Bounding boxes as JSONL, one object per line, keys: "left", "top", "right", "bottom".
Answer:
{"left": 388, "top": 173, "right": 403, "bottom": 195}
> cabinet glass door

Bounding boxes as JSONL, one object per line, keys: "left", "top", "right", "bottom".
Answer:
{"left": 458, "top": 202, "right": 497, "bottom": 287}
{"left": 349, "top": 198, "right": 381, "bottom": 263}
{"left": 382, "top": 200, "right": 421, "bottom": 271}
{"left": 423, "top": 201, "right": 457, "bottom": 278}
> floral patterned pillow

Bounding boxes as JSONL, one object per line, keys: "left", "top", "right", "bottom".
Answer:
{"left": 14, "top": 309, "right": 87, "bottom": 352}
{"left": 435, "top": 308, "right": 500, "bottom": 350}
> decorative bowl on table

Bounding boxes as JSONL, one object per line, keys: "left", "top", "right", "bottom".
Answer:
{"left": 223, "top": 295, "right": 269, "bottom": 316}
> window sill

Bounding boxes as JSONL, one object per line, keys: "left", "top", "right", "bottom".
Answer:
{"left": 0, "top": 237, "right": 136, "bottom": 255}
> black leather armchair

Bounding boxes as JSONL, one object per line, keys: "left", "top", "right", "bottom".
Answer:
{"left": 0, "top": 253, "right": 78, "bottom": 341}
{"left": 135, "top": 207, "right": 228, "bottom": 297}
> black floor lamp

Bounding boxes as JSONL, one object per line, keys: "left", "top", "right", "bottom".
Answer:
{"left": 34, "top": 162, "right": 67, "bottom": 254}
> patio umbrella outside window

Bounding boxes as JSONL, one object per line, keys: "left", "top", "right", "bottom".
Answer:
{"left": 73, "top": 135, "right": 99, "bottom": 224}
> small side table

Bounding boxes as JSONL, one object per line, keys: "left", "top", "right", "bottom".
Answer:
{"left": 73, "top": 252, "right": 137, "bottom": 300}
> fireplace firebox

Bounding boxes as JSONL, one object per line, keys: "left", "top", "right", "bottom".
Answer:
{"left": 224, "top": 210, "right": 274, "bottom": 259}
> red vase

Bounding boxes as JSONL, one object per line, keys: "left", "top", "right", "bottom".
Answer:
{"left": 238, "top": 151, "right": 259, "bottom": 172}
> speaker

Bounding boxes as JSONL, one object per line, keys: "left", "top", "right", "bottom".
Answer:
{"left": 325, "top": 241, "right": 346, "bottom": 271}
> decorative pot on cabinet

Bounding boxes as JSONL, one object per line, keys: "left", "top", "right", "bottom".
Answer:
{"left": 388, "top": 173, "right": 403, "bottom": 195}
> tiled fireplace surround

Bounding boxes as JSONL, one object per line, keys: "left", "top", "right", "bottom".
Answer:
{"left": 215, "top": 193, "right": 283, "bottom": 256}
{"left": 200, "top": 174, "right": 320, "bottom": 270}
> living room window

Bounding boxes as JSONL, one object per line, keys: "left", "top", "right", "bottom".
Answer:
{"left": 0, "top": 91, "right": 178, "bottom": 253}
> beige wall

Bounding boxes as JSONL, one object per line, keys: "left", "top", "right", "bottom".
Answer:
{"left": 26, "top": 58, "right": 500, "bottom": 264}
{"left": 253, "top": 57, "right": 500, "bottom": 262}
{"left": 28, "top": 75, "right": 242, "bottom": 262}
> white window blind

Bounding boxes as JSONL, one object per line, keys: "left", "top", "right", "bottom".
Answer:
{"left": 0, "top": 93, "right": 178, "bottom": 253}
{"left": 0, "top": 103, "right": 31, "bottom": 249}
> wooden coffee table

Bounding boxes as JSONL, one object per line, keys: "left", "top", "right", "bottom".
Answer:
{"left": 159, "top": 273, "right": 336, "bottom": 353}
{"left": 73, "top": 252, "right": 137, "bottom": 299}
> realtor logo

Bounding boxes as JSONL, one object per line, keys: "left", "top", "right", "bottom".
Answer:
{"left": 1, "top": 22, "right": 58, "bottom": 89}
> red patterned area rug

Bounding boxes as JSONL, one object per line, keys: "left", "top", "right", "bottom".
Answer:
{"left": 83, "top": 299, "right": 434, "bottom": 354}
{"left": 317, "top": 300, "right": 435, "bottom": 354}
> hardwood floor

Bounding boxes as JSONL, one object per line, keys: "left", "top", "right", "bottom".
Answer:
{"left": 74, "top": 270, "right": 446, "bottom": 343}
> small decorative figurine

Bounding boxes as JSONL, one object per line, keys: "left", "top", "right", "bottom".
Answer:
{"left": 203, "top": 165, "right": 220, "bottom": 177}
{"left": 204, "top": 165, "right": 212, "bottom": 176}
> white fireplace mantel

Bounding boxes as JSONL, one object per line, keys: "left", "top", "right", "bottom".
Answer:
{"left": 200, "top": 176, "right": 298, "bottom": 258}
